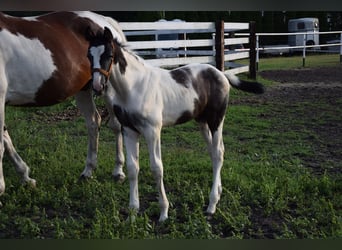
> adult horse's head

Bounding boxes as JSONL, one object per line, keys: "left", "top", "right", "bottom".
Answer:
{"left": 86, "top": 26, "right": 127, "bottom": 95}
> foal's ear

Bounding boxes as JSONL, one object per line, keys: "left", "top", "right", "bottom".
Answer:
{"left": 104, "top": 27, "right": 114, "bottom": 42}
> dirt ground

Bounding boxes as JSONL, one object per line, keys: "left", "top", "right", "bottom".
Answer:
{"left": 250, "top": 66, "right": 342, "bottom": 176}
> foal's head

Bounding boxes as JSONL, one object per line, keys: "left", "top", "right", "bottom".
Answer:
{"left": 86, "top": 26, "right": 127, "bottom": 95}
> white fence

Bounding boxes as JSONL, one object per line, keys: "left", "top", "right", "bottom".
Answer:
{"left": 119, "top": 21, "right": 251, "bottom": 75}
{"left": 254, "top": 31, "right": 342, "bottom": 68}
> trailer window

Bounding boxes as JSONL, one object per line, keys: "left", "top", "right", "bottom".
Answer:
{"left": 297, "top": 22, "right": 305, "bottom": 30}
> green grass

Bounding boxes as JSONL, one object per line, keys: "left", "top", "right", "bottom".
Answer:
{"left": 0, "top": 54, "right": 341, "bottom": 239}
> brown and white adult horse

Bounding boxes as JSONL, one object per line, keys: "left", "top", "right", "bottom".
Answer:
{"left": 86, "top": 27, "right": 265, "bottom": 221}
{"left": 0, "top": 11, "right": 126, "bottom": 199}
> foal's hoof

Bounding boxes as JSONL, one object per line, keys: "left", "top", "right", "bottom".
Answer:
{"left": 204, "top": 210, "right": 214, "bottom": 220}
{"left": 24, "top": 178, "right": 37, "bottom": 189}
{"left": 158, "top": 215, "right": 168, "bottom": 222}
{"left": 78, "top": 174, "right": 93, "bottom": 182}
{"left": 113, "top": 174, "right": 126, "bottom": 183}
{"left": 205, "top": 213, "right": 214, "bottom": 220}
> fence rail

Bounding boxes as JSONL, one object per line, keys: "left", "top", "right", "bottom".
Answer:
{"left": 120, "top": 21, "right": 252, "bottom": 75}
{"left": 254, "top": 30, "right": 342, "bottom": 68}
{"left": 119, "top": 21, "right": 342, "bottom": 78}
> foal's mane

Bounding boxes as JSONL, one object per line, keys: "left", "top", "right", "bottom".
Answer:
{"left": 112, "top": 38, "right": 148, "bottom": 70}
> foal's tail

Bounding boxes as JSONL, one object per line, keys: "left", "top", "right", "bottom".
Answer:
{"left": 225, "top": 73, "right": 265, "bottom": 94}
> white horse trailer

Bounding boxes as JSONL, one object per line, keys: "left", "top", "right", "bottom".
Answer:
{"left": 288, "top": 18, "right": 319, "bottom": 47}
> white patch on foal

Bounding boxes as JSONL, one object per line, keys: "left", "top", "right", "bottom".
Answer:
{"left": 0, "top": 30, "right": 56, "bottom": 105}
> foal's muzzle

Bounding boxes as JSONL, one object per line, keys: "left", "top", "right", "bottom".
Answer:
{"left": 91, "top": 57, "right": 114, "bottom": 95}
{"left": 91, "top": 72, "right": 106, "bottom": 96}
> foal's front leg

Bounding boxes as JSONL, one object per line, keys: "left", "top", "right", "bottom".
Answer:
{"left": 144, "top": 126, "right": 169, "bottom": 222}
{"left": 123, "top": 128, "right": 140, "bottom": 212}
{"left": 103, "top": 87, "right": 125, "bottom": 182}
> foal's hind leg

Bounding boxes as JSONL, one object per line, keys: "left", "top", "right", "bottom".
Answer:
{"left": 75, "top": 89, "right": 101, "bottom": 178}
{"left": 0, "top": 133, "right": 4, "bottom": 197}
{"left": 200, "top": 121, "right": 225, "bottom": 215}
{"left": 0, "top": 87, "right": 5, "bottom": 197}
{"left": 3, "top": 128, "right": 36, "bottom": 187}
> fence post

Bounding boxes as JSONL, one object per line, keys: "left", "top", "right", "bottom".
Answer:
{"left": 302, "top": 33, "right": 307, "bottom": 67}
{"left": 249, "top": 21, "right": 257, "bottom": 79}
{"left": 215, "top": 20, "right": 225, "bottom": 72}
{"left": 256, "top": 34, "right": 259, "bottom": 71}
{"left": 340, "top": 32, "right": 342, "bottom": 63}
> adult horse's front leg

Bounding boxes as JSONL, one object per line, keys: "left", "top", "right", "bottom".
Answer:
{"left": 75, "top": 89, "right": 101, "bottom": 178}
{"left": 144, "top": 126, "right": 169, "bottom": 222}
{"left": 3, "top": 128, "right": 36, "bottom": 187}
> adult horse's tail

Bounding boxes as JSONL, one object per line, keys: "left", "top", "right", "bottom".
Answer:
{"left": 225, "top": 73, "right": 265, "bottom": 94}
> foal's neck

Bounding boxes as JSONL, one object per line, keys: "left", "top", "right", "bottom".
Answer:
{"left": 111, "top": 48, "right": 151, "bottom": 100}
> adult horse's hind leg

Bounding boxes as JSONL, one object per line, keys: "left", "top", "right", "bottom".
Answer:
{"left": 3, "top": 128, "right": 36, "bottom": 187}
{"left": 76, "top": 86, "right": 125, "bottom": 181}
{"left": 200, "top": 121, "right": 225, "bottom": 216}
{"left": 75, "top": 89, "right": 101, "bottom": 178}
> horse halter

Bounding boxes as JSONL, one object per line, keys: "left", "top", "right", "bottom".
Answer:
{"left": 91, "top": 56, "right": 114, "bottom": 82}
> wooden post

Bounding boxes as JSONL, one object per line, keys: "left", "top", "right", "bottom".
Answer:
{"left": 249, "top": 21, "right": 257, "bottom": 79}
{"left": 302, "top": 33, "right": 307, "bottom": 67}
{"left": 215, "top": 20, "right": 225, "bottom": 72}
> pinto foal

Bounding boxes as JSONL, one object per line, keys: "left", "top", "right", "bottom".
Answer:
{"left": 87, "top": 27, "right": 264, "bottom": 221}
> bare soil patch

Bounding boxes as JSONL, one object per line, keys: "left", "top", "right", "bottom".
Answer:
{"left": 240, "top": 66, "right": 342, "bottom": 176}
